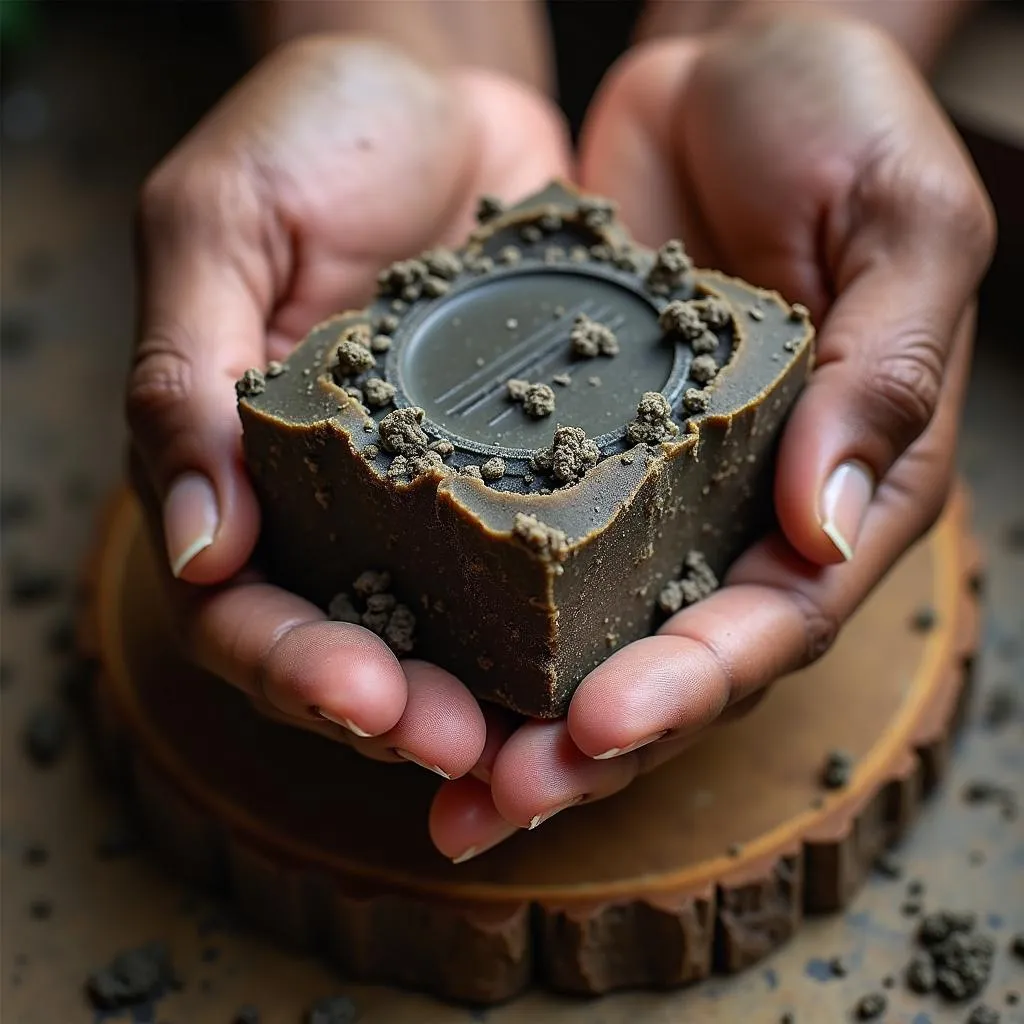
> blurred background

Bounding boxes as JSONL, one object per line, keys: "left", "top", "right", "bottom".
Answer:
{"left": 1, "top": 3, "right": 1022, "bottom": 1022}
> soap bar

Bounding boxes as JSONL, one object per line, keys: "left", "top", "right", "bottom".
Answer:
{"left": 237, "top": 182, "right": 814, "bottom": 719}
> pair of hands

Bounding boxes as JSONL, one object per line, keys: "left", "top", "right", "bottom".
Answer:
{"left": 127, "top": 15, "right": 993, "bottom": 863}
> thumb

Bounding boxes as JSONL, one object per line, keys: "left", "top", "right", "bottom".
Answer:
{"left": 127, "top": 166, "right": 273, "bottom": 584}
{"left": 775, "top": 257, "right": 980, "bottom": 567}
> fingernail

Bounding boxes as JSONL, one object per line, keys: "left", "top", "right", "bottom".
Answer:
{"left": 819, "top": 460, "right": 874, "bottom": 561}
{"left": 528, "top": 795, "right": 585, "bottom": 831}
{"left": 314, "top": 708, "right": 372, "bottom": 738}
{"left": 395, "top": 748, "right": 452, "bottom": 780}
{"left": 593, "top": 730, "right": 668, "bottom": 760}
{"left": 470, "top": 763, "right": 492, "bottom": 784}
{"left": 164, "top": 472, "right": 219, "bottom": 578}
{"left": 451, "top": 821, "right": 519, "bottom": 864}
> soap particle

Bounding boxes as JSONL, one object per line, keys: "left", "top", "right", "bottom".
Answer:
{"left": 570, "top": 313, "right": 619, "bottom": 358}
{"left": 235, "top": 368, "right": 266, "bottom": 398}
{"left": 480, "top": 457, "right": 506, "bottom": 482}
{"left": 533, "top": 426, "right": 600, "bottom": 486}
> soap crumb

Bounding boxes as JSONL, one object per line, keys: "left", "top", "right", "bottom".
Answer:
{"left": 460, "top": 464, "right": 483, "bottom": 479}
{"left": 569, "top": 245, "right": 590, "bottom": 263}
{"left": 512, "top": 512, "right": 569, "bottom": 564}
{"left": 363, "top": 443, "right": 380, "bottom": 460}
{"left": 377, "top": 258, "right": 430, "bottom": 301}
{"left": 544, "top": 246, "right": 566, "bottom": 263}
{"left": 421, "top": 247, "right": 462, "bottom": 280}
{"left": 330, "top": 572, "right": 417, "bottom": 657}
{"left": 570, "top": 313, "right": 619, "bottom": 358}
{"left": 327, "top": 592, "right": 361, "bottom": 624}
{"left": 428, "top": 438, "right": 454, "bottom": 457}
{"left": 497, "top": 245, "right": 521, "bottom": 265}
{"left": 370, "top": 334, "right": 392, "bottom": 353}
{"left": 507, "top": 379, "right": 530, "bottom": 402}
{"left": 646, "top": 239, "right": 692, "bottom": 294}
{"left": 533, "top": 425, "right": 600, "bottom": 486}
{"left": 789, "top": 302, "right": 810, "bottom": 322}
{"left": 627, "top": 391, "right": 679, "bottom": 445}
{"left": 683, "top": 387, "right": 711, "bottom": 414}
{"left": 659, "top": 300, "right": 705, "bottom": 340}
{"left": 266, "top": 360, "right": 286, "bottom": 378}
{"left": 588, "top": 376, "right": 602, "bottom": 387}
{"left": 508, "top": 380, "right": 556, "bottom": 418}
{"left": 552, "top": 373, "right": 572, "bottom": 387}
{"left": 690, "top": 354, "right": 719, "bottom": 384}
{"left": 476, "top": 195, "right": 504, "bottom": 223}
{"left": 821, "top": 750, "right": 853, "bottom": 789}
{"left": 748, "top": 307, "right": 765, "bottom": 322}
{"left": 577, "top": 195, "right": 616, "bottom": 229}
{"left": 523, "top": 384, "right": 556, "bottom": 418}
{"left": 520, "top": 224, "right": 543, "bottom": 244}
{"left": 695, "top": 296, "right": 731, "bottom": 329}
{"left": 480, "top": 457, "right": 506, "bottom": 482}
{"left": 235, "top": 368, "right": 266, "bottom": 399}
{"left": 335, "top": 336, "right": 376, "bottom": 378}
{"left": 379, "top": 407, "right": 429, "bottom": 455}
{"left": 375, "top": 313, "right": 400, "bottom": 334}
{"left": 506, "top": 318, "right": 518, "bottom": 330}
{"left": 362, "top": 378, "right": 396, "bottom": 409}
{"left": 657, "top": 550, "right": 718, "bottom": 613}
{"left": 589, "top": 243, "right": 612, "bottom": 262}
{"left": 538, "top": 210, "right": 562, "bottom": 233}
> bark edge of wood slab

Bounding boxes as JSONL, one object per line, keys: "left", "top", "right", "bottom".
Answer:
{"left": 81, "top": 488, "right": 981, "bottom": 1005}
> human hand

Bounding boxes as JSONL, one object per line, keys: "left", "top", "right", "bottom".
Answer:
{"left": 127, "top": 37, "right": 571, "bottom": 774}
{"left": 428, "top": 14, "right": 995, "bottom": 862}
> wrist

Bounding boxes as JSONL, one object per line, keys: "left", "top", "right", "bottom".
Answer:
{"left": 243, "top": 0, "right": 555, "bottom": 95}
{"left": 637, "top": 0, "right": 973, "bottom": 72}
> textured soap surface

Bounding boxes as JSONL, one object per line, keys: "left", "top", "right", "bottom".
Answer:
{"left": 238, "top": 182, "right": 814, "bottom": 718}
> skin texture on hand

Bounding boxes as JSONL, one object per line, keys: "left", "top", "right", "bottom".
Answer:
{"left": 127, "top": 36, "right": 572, "bottom": 781}
{"left": 427, "top": 15, "right": 994, "bottom": 863}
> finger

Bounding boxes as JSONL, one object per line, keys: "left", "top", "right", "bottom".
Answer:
{"left": 489, "top": 721, "right": 638, "bottom": 829}
{"left": 127, "top": 160, "right": 275, "bottom": 585}
{"left": 185, "top": 581, "right": 408, "bottom": 740}
{"left": 428, "top": 776, "right": 520, "bottom": 864}
{"left": 576, "top": 38, "right": 713, "bottom": 256}
{"left": 776, "top": 277, "right": 985, "bottom": 568}
{"left": 468, "top": 704, "right": 520, "bottom": 785}
{"left": 443, "top": 67, "right": 574, "bottom": 243}
{"left": 361, "top": 660, "right": 487, "bottom": 781}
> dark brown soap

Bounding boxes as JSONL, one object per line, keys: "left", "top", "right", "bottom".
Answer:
{"left": 237, "top": 182, "right": 814, "bottom": 718}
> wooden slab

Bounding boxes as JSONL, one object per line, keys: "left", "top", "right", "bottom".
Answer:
{"left": 84, "top": 488, "right": 981, "bottom": 1004}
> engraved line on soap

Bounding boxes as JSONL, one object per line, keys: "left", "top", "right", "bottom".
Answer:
{"left": 437, "top": 299, "right": 601, "bottom": 412}
{"left": 485, "top": 315, "right": 629, "bottom": 427}
{"left": 445, "top": 302, "right": 621, "bottom": 418}
{"left": 456, "top": 308, "right": 625, "bottom": 419}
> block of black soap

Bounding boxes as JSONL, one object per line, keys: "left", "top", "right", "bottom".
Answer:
{"left": 238, "top": 182, "right": 814, "bottom": 718}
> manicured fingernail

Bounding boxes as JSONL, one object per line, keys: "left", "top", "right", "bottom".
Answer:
{"left": 819, "top": 460, "right": 874, "bottom": 561}
{"left": 528, "top": 795, "right": 585, "bottom": 831}
{"left": 314, "top": 708, "right": 372, "bottom": 738}
{"left": 164, "top": 472, "right": 219, "bottom": 578}
{"left": 593, "top": 730, "right": 668, "bottom": 760}
{"left": 395, "top": 748, "right": 452, "bottom": 780}
{"left": 451, "top": 822, "right": 519, "bottom": 865}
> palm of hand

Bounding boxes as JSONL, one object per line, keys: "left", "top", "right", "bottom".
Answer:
{"left": 185, "top": 39, "right": 572, "bottom": 357}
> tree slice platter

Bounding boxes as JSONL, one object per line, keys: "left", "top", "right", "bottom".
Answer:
{"left": 83, "top": 488, "right": 981, "bottom": 1005}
